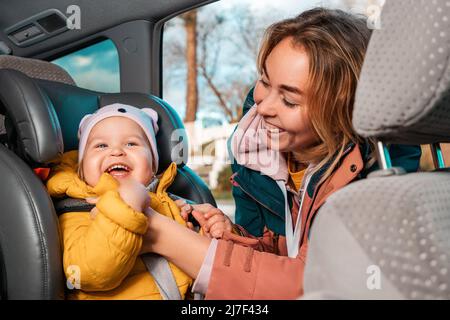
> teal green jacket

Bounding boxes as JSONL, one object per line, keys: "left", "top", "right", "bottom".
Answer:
{"left": 229, "top": 89, "right": 422, "bottom": 237}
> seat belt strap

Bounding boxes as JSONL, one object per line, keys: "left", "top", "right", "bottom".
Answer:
{"left": 141, "top": 253, "right": 182, "bottom": 300}
{"left": 53, "top": 197, "right": 94, "bottom": 215}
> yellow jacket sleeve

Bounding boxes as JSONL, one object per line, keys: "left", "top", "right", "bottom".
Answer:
{"left": 59, "top": 190, "right": 148, "bottom": 292}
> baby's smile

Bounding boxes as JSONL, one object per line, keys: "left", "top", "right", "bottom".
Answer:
{"left": 104, "top": 162, "right": 133, "bottom": 180}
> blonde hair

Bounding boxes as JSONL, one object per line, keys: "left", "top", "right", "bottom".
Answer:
{"left": 257, "top": 8, "right": 373, "bottom": 183}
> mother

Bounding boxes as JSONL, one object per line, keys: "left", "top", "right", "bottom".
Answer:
{"left": 141, "top": 8, "right": 421, "bottom": 299}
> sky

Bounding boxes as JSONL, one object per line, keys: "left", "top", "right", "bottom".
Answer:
{"left": 219, "top": 0, "right": 326, "bottom": 12}
{"left": 52, "top": 39, "right": 120, "bottom": 93}
{"left": 215, "top": 0, "right": 381, "bottom": 15}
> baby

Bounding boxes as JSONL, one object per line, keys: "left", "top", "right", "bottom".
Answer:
{"left": 47, "top": 103, "right": 192, "bottom": 300}
{"left": 77, "top": 104, "right": 158, "bottom": 216}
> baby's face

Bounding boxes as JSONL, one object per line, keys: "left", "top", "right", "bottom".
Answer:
{"left": 81, "top": 117, "right": 154, "bottom": 187}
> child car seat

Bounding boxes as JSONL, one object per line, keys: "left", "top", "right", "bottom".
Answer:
{"left": 0, "top": 60, "right": 216, "bottom": 299}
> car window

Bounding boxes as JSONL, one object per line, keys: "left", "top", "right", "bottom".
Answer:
{"left": 52, "top": 39, "right": 120, "bottom": 93}
{"left": 162, "top": 0, "right": 385, "bottom": 220}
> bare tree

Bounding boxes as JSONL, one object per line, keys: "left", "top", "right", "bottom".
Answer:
{"left": 197, "top": 15, "right": 248, "bottom": 123}
{"left": 181, "top": 10, "right": 199, "bottom": 123}
{"left": 163, "top": 5, "right": 283, "bottom": 124}
{"left": 195, "top": 6, "right": 276, "bottom": 123}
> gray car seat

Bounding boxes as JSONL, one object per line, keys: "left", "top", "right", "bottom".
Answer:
{"left": 303, "top": 0, "right": 450, "bottom": 299}
{"left": 0, "top": 55, "right": 75, "bottom": 139}
{"left": 0, "top": 59, "right": 215, "bottom": 299}
{"left": 0, "top": 56, "right": 77, "bottom": 300}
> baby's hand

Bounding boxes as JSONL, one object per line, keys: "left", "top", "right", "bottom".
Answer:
{"left": 174, "top": 200, "right": 216, "bottom": 230}
{"left": 174, "top": 199, "right": 193, "bottom": 222}
{"left": 118, "top": 178, "right": 150, "bottom": 213}
{"left": 86, "top": 197, "right": 99, "bottom": 220}
{"left": 192, "top": 207, "right": 233, "bottom": 239}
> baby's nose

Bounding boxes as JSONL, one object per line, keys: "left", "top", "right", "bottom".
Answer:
{"left": 110, "top": 146, "right": 125, "bottom": 156}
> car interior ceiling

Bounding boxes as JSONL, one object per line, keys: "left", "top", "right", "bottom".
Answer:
{"left": 0, "top": 0, "right": 216, "bottom": 59}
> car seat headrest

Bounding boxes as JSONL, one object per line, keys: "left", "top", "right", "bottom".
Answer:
{"left": 0, "top": 55, "right": 76, "bottom": 85}
{"left": 353, "top": 0, "right": 450, "bottom": 144}
{"left": 0, "top": 69, "right": 64, "bottom": 165}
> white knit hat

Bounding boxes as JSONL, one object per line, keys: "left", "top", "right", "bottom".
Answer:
{"left": 77, "top": 103, "right": 159, "bottom": 173}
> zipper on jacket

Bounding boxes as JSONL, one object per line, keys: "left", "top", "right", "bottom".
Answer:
{"left": 231, "top": 174, "right": 283, "bottom": 218}
{"left": 298, "top": 179, "right": 323, "bottom": 247}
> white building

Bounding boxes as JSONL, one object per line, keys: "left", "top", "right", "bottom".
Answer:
{"left": 184, "top": 121, "right": 236, "bottom": 189}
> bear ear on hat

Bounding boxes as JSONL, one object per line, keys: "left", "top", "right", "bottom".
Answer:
{"left": 77, "top": 114, "right": 93, "bottom": 139}
{"left": 141, "top": 108, "right": 159, "bottom": 134}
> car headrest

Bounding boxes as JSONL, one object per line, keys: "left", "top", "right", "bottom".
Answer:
{"left": 0, "top": 69, "right": 188, "bottom": 173}
{"left": 353, "top": 0, "right": 450, "bottom": 144}
{"left": 0, "top": 55, "right": 76, "bottom": 85}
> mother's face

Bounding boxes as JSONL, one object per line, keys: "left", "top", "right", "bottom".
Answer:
{"left": 254, "top": 37, "right": 319, "bottom": 153}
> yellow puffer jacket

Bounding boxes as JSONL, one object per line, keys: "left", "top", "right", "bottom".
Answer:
{"left": 46, "top": 151, "right": 192, "bottom": 300}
